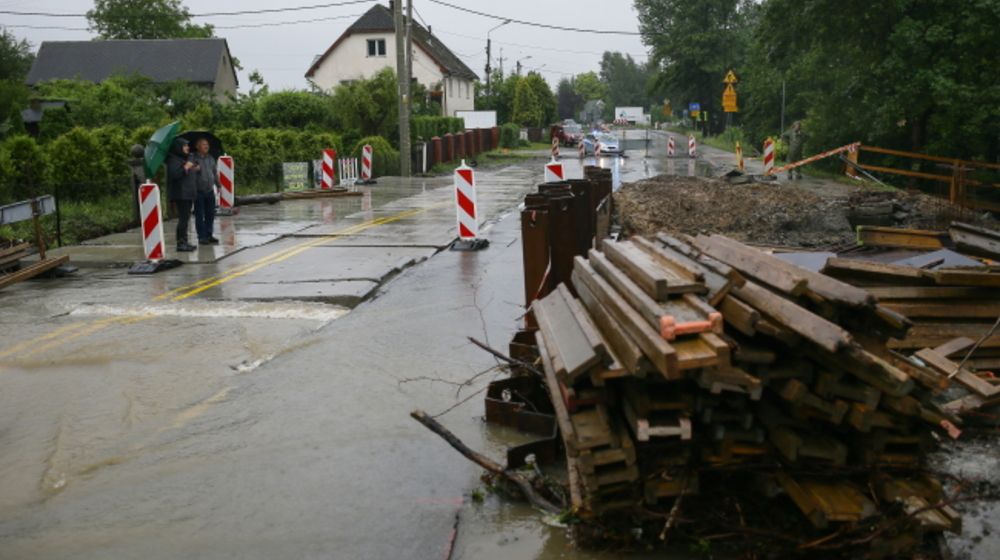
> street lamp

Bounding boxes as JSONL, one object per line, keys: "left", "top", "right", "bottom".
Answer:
{"left": 516, "top": 55, "right": 531, "bottom": 76}
{"left": 485, "top": 20, "right": 510, "bottom": 97}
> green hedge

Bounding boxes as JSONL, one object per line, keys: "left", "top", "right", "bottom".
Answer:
{"left": 411, "top": 116, "right": 465, "bottom": 141}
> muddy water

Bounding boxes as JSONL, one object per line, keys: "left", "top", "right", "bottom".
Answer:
{"left": 0, "top": 144, "right": 707, "bottom": 559}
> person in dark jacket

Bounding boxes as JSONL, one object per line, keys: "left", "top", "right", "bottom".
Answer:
{"left": 166, "top": 138, "right": 197, "bottom": 251}
{"left": 191, "top": 138, "right": 220, "bottom": 244}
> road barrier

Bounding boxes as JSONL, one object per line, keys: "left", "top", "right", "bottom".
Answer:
{"left": 321, "top": 148, "right": 336, "bottom": 189}
{"left": 339, "top": 158, "right": 359, "bottom": 186}
{"left": 454, "top": 161, "right": 478, "bottom": 240}
{"left": 736, "top": 142, "right": 744, "bottom": 171}
{"left": 139, "top": 182, "right": 164, "bottom": 260}
{"left": 668, "top": 136, "right": 675, "bottom": 156}
{"left": 218, "top": 154, "right": 234, "bottom": 215}
{"left": 763, "top": 139, "right": 775, "bottom": 175}
{"left": 595, "top": 140, "right": 602, "bottom": 158}
{"left": 361, "top": 145, "right": 373, "bottom": 180}
{"left": 579, "top": 139, "right": 585, "bottom": 159}
{"left": 767, "top": 142, "right": 861, "bottom": 176}
{"left": 688, "top": 135, "right": 696, "bottom": 158}
{"left": 551, "top": 136, "right": 560, "bottom": 159}
{"left": 544, "top": 157, "right": 565, "bottom": 183}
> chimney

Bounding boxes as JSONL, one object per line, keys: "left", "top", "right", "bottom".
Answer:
{"left": 428, "top": 25, "right": 432, "bottom": 35}
{"left": 389, "top": 1, "right": 394, "bottom": 9}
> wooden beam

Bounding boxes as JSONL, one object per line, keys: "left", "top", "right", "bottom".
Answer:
{"left": 732, "top": 280, "right": 852, "bottom": 354}
{"left": 572, "top": 257, "right": 679, "bottom": 378}
{"left": 691, "top": 235, "right": 809, "bottom": 297}
{"left": 949, "top": 221, "right": 1000, "bottom": 260}
{"left": 602, "top": 239, "right": 704, "bottom": 299}
{"left": 573, "top": 275, "right": 648, "bottom": 377}
{"left": 865, "top": 286, "right": 1000, "bottom": 300}
{"left": 0, "top": 255, "right": 69, "bottom": 291}
{"left": 856, "top": 226, "right": 948, "bottom": 250}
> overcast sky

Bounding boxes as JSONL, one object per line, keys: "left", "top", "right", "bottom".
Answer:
{"left": 2, "top": 0, "right": 651, "bottom": 91}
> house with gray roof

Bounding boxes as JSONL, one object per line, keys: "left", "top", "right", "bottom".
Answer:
{"left": 305, "top": 2, "right": 478, "bottom": 117}
{"left": 26, "top": 38, "right": 238, "bottom": 102}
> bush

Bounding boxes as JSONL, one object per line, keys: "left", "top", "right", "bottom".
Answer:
{"left": 45, "top": 127, "right": 115, "bottom": 201}
{"left": 352, "top": 136, "right": 398, "bottom": 177}
{"left": 38, "top": 106, "right": 73, "bottom": 144}
{"left": 517, "top": 138, "right": 532, "bottom": 148}
{"left": 91, "top": 125, "right": 132, "bottom": 178}
{"left": 3, "top": 135, "right": 47, "bottom": 189}
{"left": 499, "top": 123, "right": 520, "bottom": 149}
{"left": 256, "top": 90, "right": 334, "bottom": 129}
{"left": 411, "top": 116, "right": 465, "bottom": 141}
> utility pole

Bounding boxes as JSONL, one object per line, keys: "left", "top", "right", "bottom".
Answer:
{"left": 485, "top": 39, "right": 491, "bottom": 97}
{"left": 394, "top": 0, "right": 411, "bottom": 176}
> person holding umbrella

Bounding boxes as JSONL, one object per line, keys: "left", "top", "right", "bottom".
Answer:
{"left": 191, "top": 137, "right": 221, "bottom": 244}
{"left": 166, "top": 138, "right": 197, "bottom": 251}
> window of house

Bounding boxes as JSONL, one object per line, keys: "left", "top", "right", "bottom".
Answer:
{"left": 367, "top": 39, "right": 386, "bottom": 57}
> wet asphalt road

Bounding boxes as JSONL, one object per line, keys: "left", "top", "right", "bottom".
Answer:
{"left": 0, "top": 148, "right": 681, "bottom": 560}
{"left": 4, "top": 134, "right": 989, "bottom": 559}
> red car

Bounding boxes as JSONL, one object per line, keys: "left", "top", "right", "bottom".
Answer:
{"left": 550, "top": 124, "right": 585, "bottom": 146}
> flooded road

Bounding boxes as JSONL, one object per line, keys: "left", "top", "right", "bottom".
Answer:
{"left": 0, "top": 138, "right": 715, "bottom": 559}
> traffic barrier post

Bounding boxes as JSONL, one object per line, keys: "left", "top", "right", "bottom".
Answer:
{"left": 668, "top": 136, "right": 675, "bottom": 157}
{"left": 218, "top": 154, "right": 234, "bottom": 215}
{"left": 544, "top": 157, "right": 565, "bottom": 183}
{"left": 763, "top": 139, "right": 774, "bottom": 175}
{"left": 688, "top": 135, "right": 696, "bottom": 158}
{"left": 139, "top": 182, "right": 164, "bottom": 261}
{"left": 451, "top": 160, "right": 488, "bottom": 251}
{"left": 361, "top": 145, "right": 373, "bottom": 180}
{"left": 321, "top": 148, "right": 336, "bottom": 189}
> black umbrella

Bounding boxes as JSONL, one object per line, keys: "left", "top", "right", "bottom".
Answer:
{"left": 178, "top": 130, "right": 225, "bottom": 159}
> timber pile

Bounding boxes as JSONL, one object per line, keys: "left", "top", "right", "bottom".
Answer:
{"left": 821, "top": 246, "right": 1000, "bottom": 415}
{"left": 526, "top": 233, "right": 963, "bottom": 553}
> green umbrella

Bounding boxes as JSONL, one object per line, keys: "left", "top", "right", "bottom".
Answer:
{"left": 143, "top": 121, "right": 181, "bottom": 179}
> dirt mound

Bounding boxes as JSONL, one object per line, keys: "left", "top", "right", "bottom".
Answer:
{"left": 615, "top": 175, "right": 854, "bottom": 247}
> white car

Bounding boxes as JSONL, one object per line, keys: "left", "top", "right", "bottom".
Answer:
{"left": 582, "top": 132, "right": 623, "bottom": 155}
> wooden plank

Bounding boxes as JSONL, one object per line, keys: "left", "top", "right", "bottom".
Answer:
{"left": 0, "top": 255, "right": 69, "bottom": 291}
{"left": 570, "top": 403, "right": 619, "bottom": 450}
{"left": 949, "top": 221, "right": 1000, "bottom": 260}
{"left": 856, "top": 226, "right": 948, "bottom": 250}
{"left": 691, "top": 235, "right": 809, "bottom": 296}
{"left": 932, "top": 337, "right": 977, "bottom": 358}
{"left": 807, "top": 345, "right": 915, "bottom": 397}
{"left": 0, "top": 251, "right": 30, "bottom": 268}
{"left": 0, "top": 242, "right": 31, "bottom": 259}
{"left": 914, "top": 348, "right": 1000, "bottom": 397}
{"left": 719, "top": 294, "right": 759, "bottom": 336}
{"left": 674, "top": 333, "right": 728, "bottom": 372}
{"left": 920, "top": 268, "right": 1000, "bottom": 287}
{"left": 535, "top": 331, "right": 580, "bottom": 456}
{"left": 732, "top": 281, "right": 852, "bottom": 354}
{"left": 533, "top": 288, "right": 603, "bottom": 384}
{"left": 654, "top": 233, "right": 745, "bottom": 305}
{"left": 573, "top": 276, "right": 647, "bottom": 377}
{"left": 572, "top": 257, "right": 679, "bottom": 378}
{"left": 888, "top": 322, "right": 1000, "bottom": 349}
{"left": 888, "top": 351, "right": 950, "bottom": 392}
{"left": 631, "top": 235, "right": 703, "bottom": 281}
{"left": 602, "top": 240, "right": 704, "bottom": 299}
{"left": 865, "top": 286, "right": 1000, "bottom": 300}
{"left": 558, "top": 283, "right": 608, "bottom": 360}
{"left": 711, "top": 234, "right": 877, "bottom": 310}
{"left": 881, "top": 302, "right": 1000, "bottom": 319}
{"left": 821, "top": 258, "right": 931, "bottom": 285}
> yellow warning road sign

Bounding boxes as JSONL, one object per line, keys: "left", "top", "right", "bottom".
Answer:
{"left": 722, "top": 83, "right": 738, "bottom": 112}
{"left": 723, "top": 70, "right": 738, "bottom": 83}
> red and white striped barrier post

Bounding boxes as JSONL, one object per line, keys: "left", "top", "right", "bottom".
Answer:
{"left": 667, "top": 136, "right": 675, "bottom": 156}
{"left": 688, "top": 135, "right": 696, "bottom": 158}
{"left": 361, "top": 144, "right": 373, "bottom": 180}
{"left": 763, "top": 139, "right": 774, "bottom": 175}
{"left": 595, "top": 139, "right": 602, "bottom": 158}
{"left": 321, "top": 148, "right": 336, "bottom": 189}
{"left": 218, "top": 154, "right": 234, "bottom": 215}
{"left": 544, "top": 157, "right": 564, "bottom": 183}
{"left": 578, "top": 139, "right": 585, "bottom": 159}
{"left": 735, "top": 142, "right": 744, "bottom": 171}
{"left": 767, "top": 142, "right": 861, "bottom": 176}
{"left": 139, "top": 182, "right": 164, "bottom": 261}
{"left": 454, "top": 160, "right": 478, "bottom": 240}
{"left": 551, "top": 136, "right": 560, "bottom": 159}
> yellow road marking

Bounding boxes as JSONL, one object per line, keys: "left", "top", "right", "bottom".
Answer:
{"left": 168, "top": 202, "right": 449, "bottom": 301}
{"left": 1, "top": 200, "right": 452, "bottom": 357}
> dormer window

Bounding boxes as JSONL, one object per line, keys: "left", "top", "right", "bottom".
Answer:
{"left": 367, "top": 39, "right": 386, "bottom": 57}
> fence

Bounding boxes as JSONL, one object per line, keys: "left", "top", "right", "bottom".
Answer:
{"left": 855, "top": 146, "right": 1000, "bottom": 214}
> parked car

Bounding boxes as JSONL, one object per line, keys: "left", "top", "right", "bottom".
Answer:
{"left": 550, "top": 123, "right": 585, "bottom": 146}
{"left": 582, "top": 132, "right": 623, "bottom": 155}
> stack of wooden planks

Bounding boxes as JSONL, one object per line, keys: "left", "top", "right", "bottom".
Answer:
{"left": 524, "top": 232, "right": 962, "bottom": 549}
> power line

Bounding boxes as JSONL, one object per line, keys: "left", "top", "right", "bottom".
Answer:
{"left": 427, "top": 0, "right": 642, "bottom": 35}
{"left": 1, "top": 14, "right": 362, "bottom": 32}
{"left": 434, "top": 28, "right": 649, "bottom": 59}
{"left": 0, "top": 1, "right": 369, "bottom": 19}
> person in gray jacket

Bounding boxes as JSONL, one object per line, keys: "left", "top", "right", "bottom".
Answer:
{"left": 191, "top": 138, "right": 221, "bottom": 244}
{"left": 166, "top": 138, "right": 197, "bottom": 251}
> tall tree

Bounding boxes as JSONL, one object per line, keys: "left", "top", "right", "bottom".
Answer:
{"left": 573, "top": 71, "right": 609, "bottom": 104}
{"left": 523, "top": 73, "right": 556, "bottom": 127}
{"left": 556, "top": 77, "right": 582, "bottom": 121}
{"left": 512, "top": 78, "right": 542, "bottom": 128}
{"left": 0, "top": 28, "right": 34, "bottom": 81}
{"left": 599, "top": 52, "right": 654, "bottom": 114}
{"left": 87, "top": 0, "right": 214, "bottom": 40}
{"left": 330, "top": 67, "right": 398, "bottom": 139}
{"left": 634, "top": 0, "right": 755, "bottom": 133}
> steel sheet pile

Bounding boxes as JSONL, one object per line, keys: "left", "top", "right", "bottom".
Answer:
{"left": 523, "top": 232, "right": 969, "bottom": 554}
